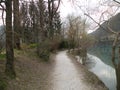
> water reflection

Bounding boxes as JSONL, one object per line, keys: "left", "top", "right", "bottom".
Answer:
{"left": 87, "top": 54, "right": 116, "bottom": 90}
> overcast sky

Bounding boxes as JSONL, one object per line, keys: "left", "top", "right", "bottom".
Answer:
{"left": 0, "top": 0, "right": 120, "bottom": 30}
{"left": 59, "top": 0, "right": 120, "bottom": 31}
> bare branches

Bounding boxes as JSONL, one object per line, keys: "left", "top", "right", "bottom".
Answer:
{"left": 113, "top": 0, "right": 120, "bottom": 4}
{"left": 53, "top": 0, "right": 60, "bottom": 16}
{"left": 0, "top": 4, "right": 5, "bottom": 25}
{"left": 0, "top": 0, "right": 5, "bottom": 25}
{"left": 84, "top": 13, "right": 109, "bottom": 32}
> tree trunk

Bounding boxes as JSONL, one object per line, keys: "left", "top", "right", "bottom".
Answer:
{"left": 37, "top": 0, "right": 45, "bottom": 56}
{"left": 5, "top": 0, "right": 16, "bottom": 78}
{"left": 116, "top": 65, "right": 120, "bottom": 90}
{"left": 13, "top": 0, "right": 21, "bottom": 49}
{"left": 112, "top": 34, "right": 120, "bottom": 90}
{"left": 116, "top": 46, "right": 120, "bottom": 90}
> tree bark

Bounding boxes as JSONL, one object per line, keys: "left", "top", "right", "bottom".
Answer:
{"left": 116, "top": 66, "right": 120, "bottom": 90}
{"left": 5, "top": 0, "right": 16, "bottom": 78}
{"left": 13, "top": 0, "right": 21, "bottom": 49}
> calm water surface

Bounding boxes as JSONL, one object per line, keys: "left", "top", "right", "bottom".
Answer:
{"left": 87, "top": 54, "right": 116, "bottom": 90}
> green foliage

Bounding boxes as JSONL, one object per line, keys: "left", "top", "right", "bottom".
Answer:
{"left": 0, "top": 78, "right": 7, "bottom": 90}
{"left": 38, "top": 49, "right": 50, "bottom": 61}
{"left": 59, "top": 39, "right": 69, "bottom": 49}
{"left": 0, "top": 54, "right": 6, "bottom": 60}
{"left": 29, "top": 43, "right": 37, "bottom": 48}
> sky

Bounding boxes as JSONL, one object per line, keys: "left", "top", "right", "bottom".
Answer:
{"left": 0, "top": 0, "right": 120, "bottom": 31}
{"left": 59, "top": 0, "right": 120, "bottom": 31}
{"left": 59, "top": 0, "right": 119, "bottom": 18}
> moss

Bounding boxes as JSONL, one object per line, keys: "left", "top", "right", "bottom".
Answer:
{"left": 0, "top": 54, "right": 6, "bottom": 60}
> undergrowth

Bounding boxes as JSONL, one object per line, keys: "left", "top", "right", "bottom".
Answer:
{"left": 0, "top": 78, "right": 7, "bottom": 90}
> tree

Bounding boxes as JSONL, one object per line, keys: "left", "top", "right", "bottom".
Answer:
{"left": 13, "top": 0, "right": 21, "bottom": 49}
{"left": 47, "top": 0, "right": 60, "bottom": 39}
{"left": 20, "top": 2, "right": 32, "bottom": 43}
{"left": 37, "top": 0, "right": 46, "bottom": 56}
{"left": 5, "top": 0, "right": 16, "bottom": 78}
{"left": 66, "top": 15, "right": 91, "bottom": 64}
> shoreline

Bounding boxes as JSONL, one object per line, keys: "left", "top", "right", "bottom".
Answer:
{"left": 67, "top": 52, "right": 108, "bottom": 90}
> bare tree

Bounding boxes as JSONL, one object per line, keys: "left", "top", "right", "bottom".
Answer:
{"left": 66, "top": 15, "right": 91, "bottom": 64}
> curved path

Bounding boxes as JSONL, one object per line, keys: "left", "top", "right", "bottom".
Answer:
{"left": 48, "top": 51, "right": 107, "bottom": 90}
{"left": 51, "top": 51, "right": 89, "bottom": 90}
{"left": 7, "top": 51, "right": 107, "bottom": 90}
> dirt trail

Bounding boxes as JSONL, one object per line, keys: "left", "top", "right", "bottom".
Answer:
{"left": 7, "top": 50, "right": 107, "bottom": 90}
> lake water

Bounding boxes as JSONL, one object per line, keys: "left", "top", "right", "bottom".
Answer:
{"left": 87, "top": 54, "right": 116, "bottom": 90}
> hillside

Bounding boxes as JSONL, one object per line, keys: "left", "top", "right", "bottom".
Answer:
{"left": 90, "top": 13, "right": 120, "bottom": 40}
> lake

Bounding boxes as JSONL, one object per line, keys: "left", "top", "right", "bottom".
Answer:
{"left": 87, "top": 54, "right": 116, "bottom": 90}
{"left": 87, "top": 43, "right": 118, "bottom": 90}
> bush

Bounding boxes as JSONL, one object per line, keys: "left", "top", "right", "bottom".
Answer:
{"left": 49, "top": 38, "right": 61, "bottom": 52}
{"left": 38, "top": 39, "right": 51, "bottom": 61}
{"left": 59, "top": 39, "right": 69, "bottom": 49}
{"left": 37, "top": 38, "right": 61, "bottom": 61}
{"left": 29, "top": 43, "right": 37, "bottom": 48}
{"left": 38, "top": 49, "right": 50, "bottom": 61}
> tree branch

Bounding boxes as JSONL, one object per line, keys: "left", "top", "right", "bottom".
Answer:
{"left": 112, "top": 33, "right": 119, "bottom": 68}
{"left": 84, "top": 13, "right": 109, "bottom": 32}
{"left": 113, "top": 0, "right": 120, "bottom": 4}
{"left": 107, "top": 21, "right": 117, "bottom": 34}
{"left": 0, "top": 3, "right": 5, "bottom": 25}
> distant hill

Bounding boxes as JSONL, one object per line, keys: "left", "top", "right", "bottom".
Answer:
{"left": 90, "top": 13, "right": 120, "bottom": 40}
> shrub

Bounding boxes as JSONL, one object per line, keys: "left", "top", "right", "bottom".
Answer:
{"left": 49, "top": 38, "right": 61, "bottom": 52}
{"left": 37, "top": 39, "right": 51, "bottom": 61}
{"left": 59, "top": 39, "right": 69, "bottom": 49}
{"left": 37, "top": 38, "right": 62, "bottom": 61}
{"left": 29, "top": 43, "right": 37, "bottom": 48}
{"left": 38, "top": 49, "right": 50, "bottom": 61}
